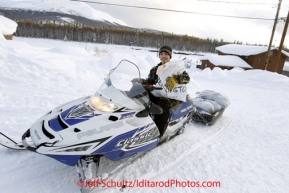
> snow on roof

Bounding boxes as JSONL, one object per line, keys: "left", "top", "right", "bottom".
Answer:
{"left": 281, "top": 50, "right": 289, "bottom": 57}
{"left": 0, "top": 15, "right": 18, "bottom": 37}
{"left": 200, "top": 54, "right": 252, "bottom": 68}
{"left": 216, "top": 44, "right": 277, "bottom": 56}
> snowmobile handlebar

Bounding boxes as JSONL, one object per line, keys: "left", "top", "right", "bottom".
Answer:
{"left": 145, "top": 84, "right": 163, "bottom": 91}
{"left": 131, "top": 78, "right": 162, "bottom": 91}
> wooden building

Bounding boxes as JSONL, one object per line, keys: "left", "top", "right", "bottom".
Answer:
{"left": 4, "top": 34, "right": 13, "bottom": 40}
{"left": 215, "top": 44, "right": 289, "bottom": 74}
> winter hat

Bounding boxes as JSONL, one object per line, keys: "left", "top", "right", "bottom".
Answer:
{"left": 159, "top": 46, "right": 172, "bottom": 58}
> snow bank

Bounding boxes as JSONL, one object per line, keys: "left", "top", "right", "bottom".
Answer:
{"left": 191, "top": 65, "right": 289, "bottom": 83}
{"left": 145, "top": 54, "right": 159, "bottom": 68}
{"left": 227, "top": 69, "right": 289, "bottom": 82}
{"left": 47, "top": 46, "right": 90, "bottom": 57}
{"left": 0, "top": 15, "right": 18, "bottom": 39}
{"left": 0, "top": 32, "right": 5, "bottom": 40}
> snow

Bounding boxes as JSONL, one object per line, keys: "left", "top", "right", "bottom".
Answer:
{"left": 284, "top": 61, "right": 289, "bottom": 72}
{"left": 200, "top": 54, "right": 252, "bottom": 68}
{"left": 216, "top": 44, "right": 289, "bottom": 58}
{"left": 216, "top": 44, "right": 275, "bottom": 56}
{"left": 0, "top": 37, "right": 289, "bottom": 193}
{"left": 1, "top": 0, "right": 128, "bottom": 26}
{"left": 281, "top": 50, "right": 289, "bottom": 58}
{"left": 0, "top": 15, "right": 18, "bottom": 39}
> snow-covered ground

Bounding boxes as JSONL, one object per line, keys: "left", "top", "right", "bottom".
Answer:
{"left": 0, "top": 37, "right": 289, "bottom": 193}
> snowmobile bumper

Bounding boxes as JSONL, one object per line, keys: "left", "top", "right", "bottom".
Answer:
{"left": 22, "top": 129, "right": 37, "bottom": 152}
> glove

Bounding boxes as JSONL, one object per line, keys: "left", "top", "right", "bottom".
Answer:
{"left": 165, "top": 76, "right": 178, "bottom": 92}
{"left": 146, "top": 84, "right": 154, "bottom": 91}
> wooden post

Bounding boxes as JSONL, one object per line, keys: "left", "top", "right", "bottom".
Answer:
{"left": 275, "top": 11, "right": 289, "bottom": 73}
{"left": 265, "top": 0, "right": 282, "bottom": 70}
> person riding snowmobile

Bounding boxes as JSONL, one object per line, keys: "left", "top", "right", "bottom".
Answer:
{"left": 134, "top": 46, "right": 190, "bottom": 136}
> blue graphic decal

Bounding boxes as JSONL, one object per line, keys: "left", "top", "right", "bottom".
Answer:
{"left": 137, "top": 122, "right": 155, "bottom": 132}
{"left": 60, "top": 103, "right": 101, "bottom": 126}
{"left": 92, "top": 129, "right": 138, "bottom": 154}
{"left": 49, "top": 117, "right": 66, "bottom": 131}
{"left": 92, "top": 123, "right": 154, "bottom": 157}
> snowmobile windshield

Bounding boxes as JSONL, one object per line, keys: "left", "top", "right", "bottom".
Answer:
{"left": 91, "top": 60, "right": 149, "bottom": 112}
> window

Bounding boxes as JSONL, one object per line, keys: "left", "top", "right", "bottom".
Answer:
{"left": 258, "top": 58, "right": 262, "bottom": 64}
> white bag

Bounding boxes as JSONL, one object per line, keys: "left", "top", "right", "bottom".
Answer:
{"left": 193, "top": 98, "right": 222, "bottom": 114}
{"left": 198, "top": 90, "right": 230, "bottom": 108}
{"left": 151, "top": 60, "right": 188, "bottom": 102}
{"left": 193, "top": 98, "right": 215, "bottom": 114}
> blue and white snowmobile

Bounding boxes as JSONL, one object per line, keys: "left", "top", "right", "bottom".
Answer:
{"left": 0, "top": 60, "right": 228, "bottom": 190}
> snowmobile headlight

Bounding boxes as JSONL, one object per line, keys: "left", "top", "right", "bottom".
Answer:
{"left": 90, "top": 95, "right": 114, "bottom": 112}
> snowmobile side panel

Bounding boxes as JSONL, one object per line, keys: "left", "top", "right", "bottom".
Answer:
{"left": 46, "top": 154, "right": 83, "bottom": 166}
{"left": 102, "top": 140, "right": 158, "bottom": 161}
{"left": 170, "top": 95, "right": 194, "bottom": 121}
{"left": 92, "top": 122, "right": 159, "bottom": 161}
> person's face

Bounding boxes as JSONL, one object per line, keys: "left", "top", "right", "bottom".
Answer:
{"left": 159, "top": 52, "right": 171, "bottom": 64}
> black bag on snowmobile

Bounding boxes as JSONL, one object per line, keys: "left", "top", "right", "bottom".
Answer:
{"left": 191, "top": 90, "right": 230, "bottom": 126}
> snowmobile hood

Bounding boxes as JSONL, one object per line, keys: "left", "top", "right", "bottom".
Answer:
{"left": 28, "top": 60, "right": 151, "bottom": 155}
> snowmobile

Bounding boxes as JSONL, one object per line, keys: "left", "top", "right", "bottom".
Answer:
{"left": 0, "top": 60, "right": 197, "bottom": 189}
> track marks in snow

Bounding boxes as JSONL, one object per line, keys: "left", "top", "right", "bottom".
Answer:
{"left": 0, "top": 147, "right": 80, "bottom": 193}
{"left": 145, "top": 117, "right": 232, "bottom": 181}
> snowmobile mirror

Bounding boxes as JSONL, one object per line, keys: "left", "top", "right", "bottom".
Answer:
{"left": 149, "top": 104, "right": 163, "bottom": 115}
{"left": 136, "top": 109, "right": 149, "bottom": 117}
{"left": 104, "top": 78, "right": 112, "bottom": 86}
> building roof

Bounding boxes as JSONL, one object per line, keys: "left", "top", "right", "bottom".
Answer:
{"left": 0, "top": 15, "right": 17, "bottom": 36}
{"left": 200, "top": 54, "right": 252, "bottom": 68}
{"left": 216, "top": 44, "right": 289, "bottom": 57}
{"left": 281, "top": 50, "right": 289, "bottom": 57}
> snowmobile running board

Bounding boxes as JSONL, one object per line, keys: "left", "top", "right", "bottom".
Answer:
{"left": 0, "top": 132, "right": 26, "bottom": 150}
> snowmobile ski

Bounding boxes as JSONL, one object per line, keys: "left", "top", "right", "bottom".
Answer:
{"left": 78, "top": 151, "right": 147, "bottom": 193}
{"left": 0, "top": 132, "right": 26, "bottom": 150}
